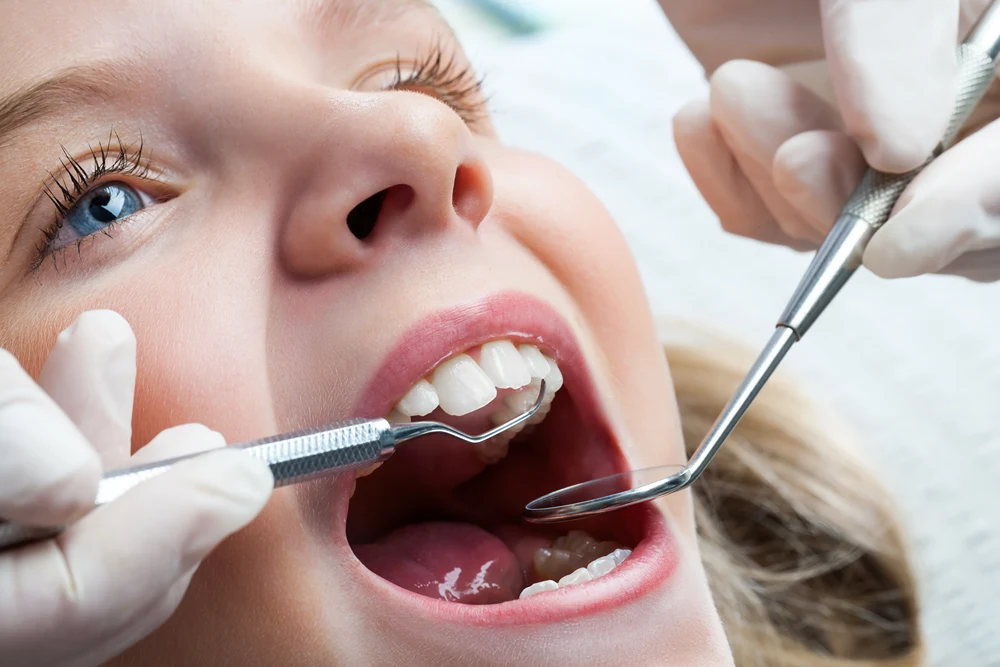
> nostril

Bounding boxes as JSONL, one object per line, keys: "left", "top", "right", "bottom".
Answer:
{"left": 452, "top": 162, "right": 493, "bottom": 224}
{"left": 347, "top": 189, "right": 388, "bottom": 240}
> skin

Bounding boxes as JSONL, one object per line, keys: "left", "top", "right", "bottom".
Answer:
{"left": 0, "top": 0, "right": 732, "bottom": 664}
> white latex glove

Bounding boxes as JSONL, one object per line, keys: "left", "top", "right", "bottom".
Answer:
{"left": 661, "top": 0, "right": 1000, "bottom": 281}
{"left": 0, "top": 310, "right": 274, "bottom": 667}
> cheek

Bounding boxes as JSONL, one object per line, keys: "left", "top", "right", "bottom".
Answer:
{"left": 0, "top": 221, "right": 276, "bottom": 453}
{"left": 488, "top": 150, "right": 685, "bottom": 465}
{"left": 126, "top": 268, "right": 275, "bottom": 449}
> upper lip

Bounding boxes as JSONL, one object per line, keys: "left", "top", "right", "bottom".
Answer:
{"left": 355, "top": 291, "right": 611, "bottom": 430}
{"left": 328, "top": 291, "right": 677, "bottom": 625}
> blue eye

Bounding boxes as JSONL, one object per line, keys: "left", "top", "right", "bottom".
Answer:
{"left": 65, "top": 182, "right": 142, "bottom": 235}
{"left": 49, "top": 182, "right": 144, "bottom": 252}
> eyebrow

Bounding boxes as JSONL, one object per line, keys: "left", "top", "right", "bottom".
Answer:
{"left": 0, "top": 0, "right": 442, "bottom": 151}
{"left": 311, "top": 0, "right": 438, "bottom": 30}
{"left": 0, "top": 59, "right": 138, "bottom": 150}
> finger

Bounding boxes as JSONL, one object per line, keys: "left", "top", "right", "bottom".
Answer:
{"left": 773, "top": 129, "right": 868, "bottom": 235}
{"left": 0, "top": 443, "right": 273, "bottom": 666}
{"left": 865, "top": 118, "right": 1000, "bottom": 278}
{"left": 820, "top": 0, "right": 960, "bottom": 172}
{"left": 673, "top": 98, "right": 813, "bottom": 251}
{"left": 131, "top": 422, "right": 228, "bottom": 464}
{"left": 709, "top": 60, "right": 842, "bottom": 244}
{"left": 657, "top": 0, "right": 825, "bottom": 74}
{"left": 961, "top": 0, "right": 995, "bottom": 36}
{"left": 0, "top": 350, "right": 100, "bottom": 526}
{"left": 38, "top": 311, "right": 136, "bottom": 472}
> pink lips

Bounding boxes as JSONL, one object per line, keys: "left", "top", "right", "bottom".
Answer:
{"left": 341, "top": 291, "right": 680, "bottom": 624}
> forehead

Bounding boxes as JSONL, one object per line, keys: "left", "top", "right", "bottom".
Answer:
{"left": 0, "top": 0, "right": 440, "bottom": 93}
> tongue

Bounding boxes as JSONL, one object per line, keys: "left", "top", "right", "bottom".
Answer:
{"left": 353, "top": 522, "right": 525, "bottom": 604}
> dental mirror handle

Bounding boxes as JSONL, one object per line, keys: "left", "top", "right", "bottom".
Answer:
{"left": 0, "top": 418, "right": 396, "bottom": 553}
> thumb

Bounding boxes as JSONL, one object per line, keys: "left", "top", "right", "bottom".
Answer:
{"left": 38, "top": 310, "right": 136, "bottom": 472}
{"left": 864, "top": 120, "right": 1000, "bottom": 278}
{"left": 820, "top": 0, "right": 960, "bottom": 173}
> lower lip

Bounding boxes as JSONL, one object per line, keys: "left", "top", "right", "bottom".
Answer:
{"left": 343, "top": 503, "right": 679, "bottom": 626}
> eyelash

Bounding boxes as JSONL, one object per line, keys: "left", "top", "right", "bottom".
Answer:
{"left": 34, "top": 134, "right": 152, "bottom": 271}
{"left": 29, "top": 50, "right": 484, "bottom": 273}
{"left": 388, "top": 44, "right": 488, "bottom": 126}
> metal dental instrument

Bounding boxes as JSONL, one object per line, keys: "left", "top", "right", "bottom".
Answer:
{"left": 0, "top": 380, "right": 546, "bottom": 552}
{"left": 524, "top": 1, "right": 1000, "bottom": 524}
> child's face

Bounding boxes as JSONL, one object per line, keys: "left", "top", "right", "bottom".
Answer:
{"left": 0, "top": 1, "right": 731, "bottom": 663}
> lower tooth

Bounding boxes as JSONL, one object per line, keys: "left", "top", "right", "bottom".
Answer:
{"left": 534, "top": 547, "right": 583, "bottom": 582}
{"left": 519, "top": 547, "right": 633, "bottom": 599}
{"left": 557, "top": 567, "right": 592, "bottom": 588}
{"left": 610, "top": 548, "right": 632, "bottom": 566}
{"left": 534, "top": 532, "right": 628, "bottom": 581}
{"left": 476, "top": 437, "right": 511, "bottom": 464}
{"left": 586, "top": 555, "right": 616, "bottom": 578}
{"left": 519, "top": 579, "right": 558, "bottom": 599}
{"left": 525, "top": 400, "right": 553, "bottom": 426}
{"left": 504, "top": 380, "right": 542, "bottom": 413}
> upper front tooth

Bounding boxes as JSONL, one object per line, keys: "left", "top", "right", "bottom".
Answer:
{"left": 396, "top": 379, "right": 439, "bottom": 417}
{"left": 542, "top": 355, "right": 563, "bottom": 392}
{"left": 518, "top": 345, "right": 551, "bottom": 379}
{"left": 479, "top": 340, "right": 531, "bottom": 389}
{"left": 431, "top": 354, "right": 498, "bottom": 416}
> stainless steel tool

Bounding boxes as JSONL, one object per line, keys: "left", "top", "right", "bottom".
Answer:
{"left": 0, "top": 380, "right": 546, "bottom": 551}
{"left": 524, "top": 0, "right": 1000, "bottom": 523}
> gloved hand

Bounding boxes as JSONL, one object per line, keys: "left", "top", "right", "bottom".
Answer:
{"left": 0, "top": 310, "right": 274, "bottom": 667}
{"left": 660, "top": 0, "right": 1000, "bottom": 282}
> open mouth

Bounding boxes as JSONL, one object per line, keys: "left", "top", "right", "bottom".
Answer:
{"left": 342, "top": 294, "right": 677, "bottom": 621}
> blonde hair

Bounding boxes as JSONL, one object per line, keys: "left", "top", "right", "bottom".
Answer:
{"left": 665, "top": 333, "right": 922, "bottom": 666}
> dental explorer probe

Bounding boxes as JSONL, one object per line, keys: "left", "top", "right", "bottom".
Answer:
{"left": 523, "top": 0, "right": 1000, "bottom": 524}
{"left": 0, "top": 381, "right": 547, "bottom": 552}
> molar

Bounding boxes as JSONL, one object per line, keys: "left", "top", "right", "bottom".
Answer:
{"left": 519, "top": 543, "right": 633, "bottom": 600}
{"left": 431, "top": 354, "right": 497, "bottom": 416}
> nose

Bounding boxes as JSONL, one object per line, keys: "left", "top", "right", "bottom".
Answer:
{"left": 280, "top": 92, "right": 494, "bottom": 278}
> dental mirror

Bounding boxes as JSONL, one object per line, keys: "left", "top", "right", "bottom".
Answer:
{"left": 523, "top": 464, "right": 687, "bottom": 523}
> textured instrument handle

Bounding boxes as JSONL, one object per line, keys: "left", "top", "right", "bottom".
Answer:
{"left": 0, "top": 419, "right": 393, "bottom": 552}
{"left": 842, "top": 44, "right": 996, "bottom": 231}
